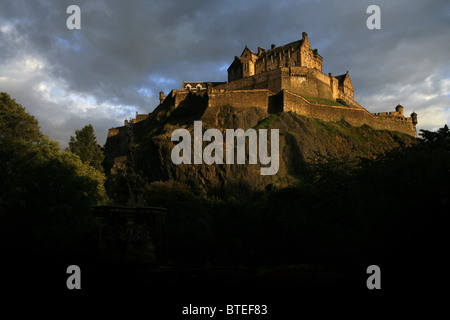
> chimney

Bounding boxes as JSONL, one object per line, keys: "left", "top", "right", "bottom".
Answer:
{"left": 271, "top": 44, "right": 276, "bottom": 50}
{"left": 302, "top": 32, "right": 308, "bottom": 40}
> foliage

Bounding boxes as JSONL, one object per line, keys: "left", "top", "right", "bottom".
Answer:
{"left": 0, "top": 92, "right": 42, "bottom": 144}
{"left": 0, "top": 92, "right": 43, "bottom": 169}
{"left": 254, "top": 112, "right": 281, "bottom": 129}
{"left": 0, "top": 92, "right": 107, "bottom": 261}
{"left": 68, "top": 124, "right": 105, "bottom": 172}
{"left": 419, "top": 124, "right": 450, "bottom": 150}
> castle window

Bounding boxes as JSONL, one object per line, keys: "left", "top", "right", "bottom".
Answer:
{"left": 304, "top": 51, "right": 306, "bottom": 58}
{"left": 280, "top": 52, "right": 283, "bottom": 60}
{"left": 293, "top": 61, "right": 296, "bottom": 66}
{"left": 309, "top": 54, "right": 311, "bottom": 61}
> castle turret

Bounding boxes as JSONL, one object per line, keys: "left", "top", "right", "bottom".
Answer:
{"left": 395, "top": 104, "right": 404, "bottom": 116}
{"left": 411, "top": 112, "right": 418, "bottom": 125}
{"left": 159, "top": 91, "right": 166, "bottom": 104}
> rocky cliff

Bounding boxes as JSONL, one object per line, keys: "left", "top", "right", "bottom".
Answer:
{"left": 103, "top": 91, "right": 416, "bottom": 191}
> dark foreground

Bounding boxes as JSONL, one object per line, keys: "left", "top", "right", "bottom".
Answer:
{"left": 2, "top": 256, "right": 444, "bottom": 318}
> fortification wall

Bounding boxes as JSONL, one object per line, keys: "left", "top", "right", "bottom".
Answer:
{"left": 216, "top": 69, "right": 283, "bottom": 93}
{"left": 281, "top": 67, "right": 334, "bottom": 100}
{"left": 282, "top": 90, "right": 417, "bottom": 136}
{"left": 173, "top": 90, "right": 189, "bottom": 106}
{"left": 285, "top": 67, "right": 331, "bottom": 85}
{"left": 336, "top": 91, "right": 365, "bottom": 109}
{"left": 219, "top": 67, "right": 341, "bottom": 102}
{"left": 208, "top": 89, "right": 271, "bottom": 109}
{"left": 108, "top": 127, "right": 121, "bottom": 138}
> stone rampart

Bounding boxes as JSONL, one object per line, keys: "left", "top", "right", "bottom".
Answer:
{"left": 282, "top": 90, "right": 417, "bottom": 136}
{"left": 208, "top": 89, "right": 272, "bottom": 109}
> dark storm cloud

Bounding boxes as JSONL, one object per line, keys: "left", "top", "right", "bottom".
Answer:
{"left": 0, "top": 0, "right": 448, "bottom": 147}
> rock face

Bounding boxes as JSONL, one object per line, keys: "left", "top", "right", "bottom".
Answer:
{"left": 103, "top": 92, "right": 416, "bottom": 191}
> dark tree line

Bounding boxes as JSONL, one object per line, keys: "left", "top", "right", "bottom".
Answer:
{"left": 0, "top": 92, "right": 107, "bottom": 265}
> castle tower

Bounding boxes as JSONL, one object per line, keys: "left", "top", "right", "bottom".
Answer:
{"left": 411, "top": 112, "right": 418, "bottom": 125}
{"left": 159, "top": 91, "right": 166, "bottom": 104}
{"left": 395, "top": 104, "right": 404, "bottom": 116}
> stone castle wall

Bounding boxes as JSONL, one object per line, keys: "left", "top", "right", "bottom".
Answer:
{"left": 216, "top": 68, "right": 282, "bottom": 93}
{"left": 281, "top": 90, "right": 417, "bottom": 136}
{"left": 281, "top": 67, "right": 334, "bottom": 100}
{"left": 162, "top": 87, "right": 416, "bottom": 137}
{"left": 216, "top": 67, "right": 356, "bottom": 103}
{"left": 108, "top": 127, "right": 121, "bottom": 138}
{"left": 159, "top": 72, "right": 417, "bottom": 137}
{"left": 208, "top": 89, "right": 271, "bottom": 109}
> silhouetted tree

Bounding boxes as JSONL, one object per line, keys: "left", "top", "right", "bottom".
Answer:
{"left": 419, "top": 124, "right": 450, "bottom": 151}
{"left": 68, "top": 124, "right": 104, "bottom": 172}
{"left": 0, "top": 92, "right": 107, "bottom": 262}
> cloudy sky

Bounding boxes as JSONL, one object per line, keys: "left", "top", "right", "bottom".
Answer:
{"left": 0, "top": 0, "right": 449, "bottom": 148}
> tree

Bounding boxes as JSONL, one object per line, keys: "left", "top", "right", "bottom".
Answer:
{"left": 0, "top": 92, "right": 42, "bottom": 143}
{"left": 419, "top": 125, "right": 450, "bottom": 151}
{"left": 0, "top": 92, "right": 107, "bottom": 262}
{"left": 0, "top": 92, "right": 43, "bottom": 165}
{"left": 68, "top": 124, "right": 105, "bottom": 172}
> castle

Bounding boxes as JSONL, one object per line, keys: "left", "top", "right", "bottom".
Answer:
{"left": 109, "top": 32, "right": 418, "bottom": 138}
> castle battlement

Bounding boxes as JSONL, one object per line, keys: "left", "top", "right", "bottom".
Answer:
{"left": 108, "top": 111, "right": 149, "bottom": 138}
